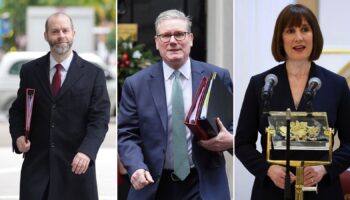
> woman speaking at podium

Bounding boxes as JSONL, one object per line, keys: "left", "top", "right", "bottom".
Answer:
{"left": 235, "top": 4, "right": 350, "bottom": 200}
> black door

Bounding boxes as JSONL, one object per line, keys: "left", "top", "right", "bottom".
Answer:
{"left": 118, "top": 0, "right": 207, "bottom": 62}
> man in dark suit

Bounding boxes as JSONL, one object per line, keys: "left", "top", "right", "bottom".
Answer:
{"left": 9, "top": 12, "right": 110, "bottom": 200}
{"left": 118, "top": 9, "right": 233, "bottom": 200}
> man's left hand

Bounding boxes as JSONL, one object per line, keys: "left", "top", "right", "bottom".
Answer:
{"left": 198, "top": 118, "right": 233, "bottom": 151}
{"left": 71, "top": 152, "right": 91, "bottom": 175}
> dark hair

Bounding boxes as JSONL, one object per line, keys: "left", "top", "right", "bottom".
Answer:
{"left": 271, "top": 4, "right": 323, "bottom": 62}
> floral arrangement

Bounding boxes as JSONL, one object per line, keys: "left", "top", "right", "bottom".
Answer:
{"left": 117, "top": 37, "right": 160, "bottom": 87}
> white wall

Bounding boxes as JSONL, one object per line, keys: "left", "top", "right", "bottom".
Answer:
{"left": 234, "top": 1, "right": 294, "bottom": 199}
{"left": 207, "top": 0, "right": 233, "bottom": 77}
{"left": 26, "top": 7, "right": 95, "bottom": 52}
{"left": 319, "top": 0, "right": 350, "bottom": 49}
{"left": 206, "top": 1, "right": 234, "bottom": 198}
{"left": 317, "top": 0, "right": 350, "bottom": 73}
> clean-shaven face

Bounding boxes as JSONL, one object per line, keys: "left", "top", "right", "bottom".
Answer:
{"left": 155, "top": 19, "right": 193, "bottom": 69}
{"left": 282, "top": 18, "right": 313, "bottom": 62}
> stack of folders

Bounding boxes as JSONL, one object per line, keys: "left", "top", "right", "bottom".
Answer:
{"left": 185, "top": 73, "right": 233, "bottom": 140}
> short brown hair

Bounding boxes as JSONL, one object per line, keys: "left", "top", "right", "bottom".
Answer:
{"left": 271, "top": 4, "right": 323, "bottom": 62}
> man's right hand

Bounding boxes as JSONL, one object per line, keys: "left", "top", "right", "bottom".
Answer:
{"left": 130, "top": 169, "right": 154, "bottom": 190}
{"left": 267, "top": 165, "right": 296, "bottom": 189}
{"left": 16, "top": 136, "right": 31, "bottom": 153}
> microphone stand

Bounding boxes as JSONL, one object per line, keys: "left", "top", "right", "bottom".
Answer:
{"left": 304, "top": 93, "right": 313, "bottom": 115}
{"left": 263, "top": 99, "right": 270, "bottom": 115}
{"left": 262, "top": 90, "right": 272, "bottom": 116}
{"left": 262, "top": 91, "right": 293, "bottom": 199}
{"left": 284, "top": 108, "right": 292, "bottom": 200}
{"left": 294, "top": 95, "right": 318, "bottom": 200}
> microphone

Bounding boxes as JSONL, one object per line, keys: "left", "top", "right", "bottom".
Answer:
{"left": 304, "top": 77, "right": 322, "bottom": 100}
{"left": 261, "top": 74, "right": 278, "bottom": 100}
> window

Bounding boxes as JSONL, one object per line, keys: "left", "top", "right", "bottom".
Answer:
{"left": 9, "top": 61, "right": 29, "bottom": 75}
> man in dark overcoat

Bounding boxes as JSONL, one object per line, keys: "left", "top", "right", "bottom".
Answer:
{"left": 8, "top": 12, "right": 110, "bottom": 200}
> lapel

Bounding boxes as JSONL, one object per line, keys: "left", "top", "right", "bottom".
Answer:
{"left": 56, "top": 52, "right": 84, "bottom": 100}
{"left": 32, "top": 51, "right": 84, "bottom": 101}
{"left": 32, "top": 52, "right": 54, "bottom": 101}
{"left": 148, "top": 59, "right": 211, "bottom": 134}
{"left": 190, "top": 59, "right": 209, "bottom": 98}
{"left": 148, "top": 62, "right": 168, "bottom": 133}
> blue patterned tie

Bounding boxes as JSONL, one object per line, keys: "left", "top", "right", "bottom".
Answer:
{"left": 172, "top": 70, "right": 190, "bottom": 180}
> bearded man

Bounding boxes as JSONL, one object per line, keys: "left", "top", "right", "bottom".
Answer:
{"left": 9, "top": 12, "right": 110, "bottom": 200}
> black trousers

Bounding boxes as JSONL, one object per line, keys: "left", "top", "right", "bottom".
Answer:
{"left": 155, "top": 168, "right": 201, "bottom": 200}
{"left": 42, "top": 183, "right": 49, "bottom": 200}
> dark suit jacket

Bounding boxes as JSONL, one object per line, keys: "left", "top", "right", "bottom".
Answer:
{"left": 235, "top": 62, "right": 350, "bottom": 200}
{"left": 9, "top": 52, "right": 110, "bottom": 200}
{"left": 118, "top": 59, "right": 232, "bottom": 200}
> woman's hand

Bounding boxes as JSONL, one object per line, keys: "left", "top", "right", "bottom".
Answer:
{"left": 303, "top": 165, "right": 327, "bottom": 186}
{"left": 267, "top": 165, "right": 296, "bottom": 189}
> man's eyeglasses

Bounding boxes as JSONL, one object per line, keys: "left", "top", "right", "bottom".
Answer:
{"left": 156, "top": 32, "right": 189, "bottom": 42}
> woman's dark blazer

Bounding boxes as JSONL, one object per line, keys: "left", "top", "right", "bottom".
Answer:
{"left": 235, "top": 62, "right": 350, "bottom": 200}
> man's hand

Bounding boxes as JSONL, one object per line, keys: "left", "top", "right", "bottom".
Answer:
{"left": 304, "top": 165, "right": 327, "bottom": 186}
{"left": 16, "top": 136, "right": 31, "bottom": 153}
{"left": 130, "top": 169, "right": 154, "bottom": 190}
{"left": 199, "top": 118, "right": 233, "bottom": 151}
{"left": 71, "top": 152, "right": 91, "bottom": 175}
{"left": 267, "top": 165, "right": 296, "bottom": 189}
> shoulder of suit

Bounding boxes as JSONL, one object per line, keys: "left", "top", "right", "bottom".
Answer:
{"left": 312, "top": 63, "right": 349, "bottom": 94}
{"left": 21, "top": 52, "right": 50, "bottom": 71}
{"left": 251, "top": 63, "right": 284, "bottom": 81}
{"left": 73, "top": 53, "right": 104, "bottom": 73}
{"left": 190, "top": 59, "right": 228, "bottom": 74}
{"left": 313, "top": 63, "right": 343, "bottom": 80}
{"left": 129, "top": 61, "right": 162, "bottom": 77}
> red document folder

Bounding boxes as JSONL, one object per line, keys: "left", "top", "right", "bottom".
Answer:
{"left": 25, "top": 88, "right": 35, "bottom": 142}
{"left": 185, "top": 76, "right": 210, "bottom": 140}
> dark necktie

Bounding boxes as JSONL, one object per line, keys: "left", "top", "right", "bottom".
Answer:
{"left": 171, "top": 70, "right": 190, "bottom": 180}
{"left": 51, "top": 64, "right": 62, "bottom": 97}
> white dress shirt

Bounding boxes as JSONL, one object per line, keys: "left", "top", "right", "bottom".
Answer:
{"left": 163, "top": 58, "right": 194, "bottom": 169}
{"left": 49, "top": 52, "right": 73, "bottom": 86}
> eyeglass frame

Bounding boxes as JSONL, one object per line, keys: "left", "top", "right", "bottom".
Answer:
{"left": 155, "top": 31, "right": 190, "bottom": 42}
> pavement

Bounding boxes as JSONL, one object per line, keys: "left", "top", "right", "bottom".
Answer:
{"left": 0, "top": 113, "right": 116, "bottom": 200}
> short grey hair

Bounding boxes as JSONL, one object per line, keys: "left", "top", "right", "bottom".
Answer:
{"left": 45, "top": 12, "right": 74, "bottom": 32}
{"left": 154, "top": 9, "right": 192, "bottom": 34}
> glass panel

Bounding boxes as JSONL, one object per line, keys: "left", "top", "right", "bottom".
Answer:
{"left": 268, "top": 112, "right": 330, "bottom": 151}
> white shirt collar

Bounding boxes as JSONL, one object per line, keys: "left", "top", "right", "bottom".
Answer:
{"left": 49, "top": 51, "right": 74, "bottom": 71}
{"left": 163, "top": 58, "right": 191, "bottom": 81}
